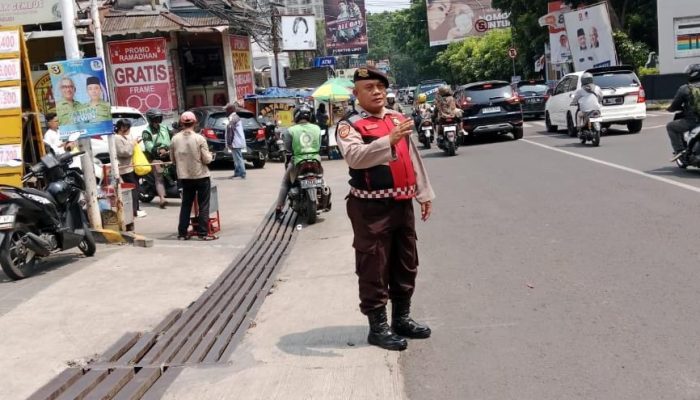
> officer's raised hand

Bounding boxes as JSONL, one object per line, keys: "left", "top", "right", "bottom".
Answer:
{"left": 420, "top": 200, "right": 432, "bottom": 221}
{"left": 389, "top": 119, "right": 414, "bottom": 146}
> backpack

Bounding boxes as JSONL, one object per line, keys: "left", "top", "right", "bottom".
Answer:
{"left": 689, "top": 84, "right": 700, "bottom": 117}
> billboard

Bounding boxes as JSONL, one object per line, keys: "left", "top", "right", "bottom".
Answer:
{"left": 674, "top": 16, "right": 700, "bottom": 58}
{"left": 426, "top": 0, "right": 510, "bottom": 47}
{"left": 281, "top": 15, "right": 317, "bottom": 51}
{"left": 230, "top": 35, "right": 255, "bottom": 100}
{"left": 539, "top": 1, "right": 571, "bottom": 64}
{"left": 324, "top": 0, "right": 368, "bottom": 56}
{"left": 46, "top": 57, "right": 113, "bottom": 139}
{"left": 108, "top": 38, "right": 173, "bottom": 113}
{"left": 0, "top": 0, "right": 62, "bottom": 27}
{"left": 563, "top": 3, "right": 618, "bottom": 71}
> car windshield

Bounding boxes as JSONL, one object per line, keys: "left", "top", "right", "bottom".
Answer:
{"left": 463, "top": 83, "right": 514, "bottom": 103}
{"left": 592, "top": 72, "right": 639, "bottom": 88}
{"left": 208, "top": 113, "right": 261, "bottom": 130}
{"left": 112, "top": 112, "right": 146, "bottom": 126}
{"left": 517, "top": 84, "right": 548, "bottom": 95}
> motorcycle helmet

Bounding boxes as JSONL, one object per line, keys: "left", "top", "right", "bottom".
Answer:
{"left": 417, "top": 93, "right": 427, "bottom": 104}
{"left": 294, "top": 104, "right": 313, "bottom": 123}
{"left": 685, "top": 64, "right": 700, "bottom": 82}
{"left": 438, "top": 85, "right": 453, "bottom": 97}
{"left": 146, "top": 108, "right": 163, "bottom": 124}
{"left": 581, "top": 72, "right": 594, "bottom": 86}
{"left": 386, "top": 93, "right": 396, "bottom": 103}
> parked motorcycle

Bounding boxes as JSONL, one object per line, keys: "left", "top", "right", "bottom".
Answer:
{"left": 286, "top": 159, "right": 332, "bottom": 225}
{"left": 261, "top": 117, "right": 287, "bottom": 164}
{"left": 437, "top": 117, "right": 460, "bottom": 156}
{"left": 139, "top": 164, "right": 180, "bottom": 203}
{"left": 418, "top": 118, "right": 434, "bottom": 149}
{"left": 0, "top": 151, "right": 96, "bottom": 280}
{"left": 576, "top": 109, "right": 602, "bottom": 146}
{"left": 671, "top": 112, "right": 700, "bottom": 169}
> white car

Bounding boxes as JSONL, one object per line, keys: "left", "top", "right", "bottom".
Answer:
{"left": 92, "top": 106, "right": 148, "bottom": 164}
{"left": 545, "top": 66, "right": 646, "bottom": 136}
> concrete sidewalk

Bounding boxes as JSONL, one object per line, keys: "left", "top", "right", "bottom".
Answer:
{"left": 161, "top": 161, "right": 407, "bottom": 400}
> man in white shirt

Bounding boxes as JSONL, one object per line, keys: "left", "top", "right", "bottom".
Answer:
{"left": 43, "top": 113, "right": 65, "bottom": 155}
{"left": 225, "top": 103, "right": 246, "bottom": 179}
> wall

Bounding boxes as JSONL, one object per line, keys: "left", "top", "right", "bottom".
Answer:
{"left": 658, "top": 0, "right": 700, "bottom": 74}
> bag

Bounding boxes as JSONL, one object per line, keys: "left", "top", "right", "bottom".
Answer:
{"left": 689, "top": 84, "right": 700, "bottom": 117}
{"left": 132, "top": 144, "right": 152, "bottom": 176}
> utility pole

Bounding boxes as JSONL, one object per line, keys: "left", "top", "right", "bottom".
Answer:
{"left": 59, "top": 0, "right": 102, "bottom": 229}
{"left": 271, "top": 5, "right": 281, "bottom": 87}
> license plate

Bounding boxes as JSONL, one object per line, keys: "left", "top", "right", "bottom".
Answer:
{"left": 0, "top": 214, "right": 15, "bottom": 229}
{"left": 443, "top": 126, "right": 457, "bottom": 132}
{"left": 482, "top": 106, "right": 501, "bottom": 114}
{"left": 603, "top": 97, "right": 623, "bottom": 105}
{"left": 300, "top": 178, "right": 323, "bottom": 189}
{"left": 528, "top": 98, "right": 542, "bottom": 103}
{"left": 421, "top": 127, "right": 432, "bottom": 131}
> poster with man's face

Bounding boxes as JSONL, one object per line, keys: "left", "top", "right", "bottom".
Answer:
{"left": 324, "top": 0, "right": 368, "bottom": 55}
{"left": 563, "top": 4, "right": 618, "bottom": 71}
{"left": 425, "top": 0, "right": 510, "bottom": 47}
{"left": 46, "top": 57, "right": 113, "bottom": 139}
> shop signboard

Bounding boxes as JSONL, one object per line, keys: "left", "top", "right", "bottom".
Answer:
{"left": 230, "top": 35, "right": 254, "bottom": 99}
{"left": 107, "top": 38, "right": 173, "bottom": 113}
{"left": 46, "top": 57, "right": 113, "bottom": 138}
{"left": 0, "top": 0, "right": 62, "bottom": 27}
{"left": 281, "top": 15, "right": 317, "bottom": 51}
{"left": 563, "top": 3, "right": 618, "bottom": 71}
{"left": 425, "top": 0, "right": 510, "bottom": 47}
{"left": 324, "top": 0, "right": 368, "bottom": 55}
{"left": 674, "top": 16, "right": 700, "bottom": 58}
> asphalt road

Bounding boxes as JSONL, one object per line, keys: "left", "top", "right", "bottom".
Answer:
{"left": 402, "top": 112, "right": 700, "bottom": 399}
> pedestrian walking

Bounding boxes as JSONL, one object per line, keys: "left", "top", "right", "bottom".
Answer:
{"left": 225, "top": 103, "right": 246, "bottom": 179}
{"left": 170, "top": 111, "right": 216, "bottom": 240}
{"left": 114, "top": 119, "right": 146, "bottom": 218}
{"left": 336, "top": 66, "right": 435, "bottom": 351}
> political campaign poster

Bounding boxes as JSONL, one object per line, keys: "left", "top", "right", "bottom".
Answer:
{"left": 281, "top": 15, "right": 317, "bottom": 51}
{"left": 108, "top": 38, "right": 173, "bottom": 113}
{"left": 539, "top": 1, "right": 571, "bottom": 64}
{"left": 674, "top": 15, "right": 700, "bottom": 58}
{"left": 0, "top": 0, "right": 62, "bottom": 27}
{"left": 426, "top": 0, "right": 510, "bottom": 47}
{"left": 46, "top": 57, "right": 113, "bottom": 139}
{"left": 563, "top": 3, "right": 618, "bottom": 71}
{"left": 324, "top": 0, "right": 368, "bottom": 56}
{"left": 230, "top": 35, "right": 255, "bottom": 100}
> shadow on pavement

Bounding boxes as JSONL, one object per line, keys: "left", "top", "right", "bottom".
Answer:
{"left": 0, "top": 253, "right": 85, "bottom": 284}
{"left": 277, "top": 325, "right": 369, "bottom": 357}
{"left": 646, "top": 166, "right": 700, "bottom": 178}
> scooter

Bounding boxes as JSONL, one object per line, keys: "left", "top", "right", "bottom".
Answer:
{"left": 576, "top": 109, "right": 602, "bottom": 146}
{"left": 418, "top": 118, "right": 434, "bottom": 149}
{"left": 286, "top": 158, "right": 332, "bottom": 225}
{"left": 670, "top": 112, "right": 700, "bottom": 169}
{"left": 0, "top": 150, "right": 96, "bottom": 280}
{"left": 139, "top": 164, "right": 180, "bottom": 203}
{"left": 437, "top": 117, "right": 460, "bottom": 156}
{"left": 261, "top": 118, "right": 286, "bottom": 164}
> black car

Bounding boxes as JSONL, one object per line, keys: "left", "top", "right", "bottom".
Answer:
{"left": 512, "top": 79, "right": 549, "bottom": 119}
{"left": 455, "top": 80, "right": 524, "bottom": 141}
{"left": 188, "top": 106, "right": 268, "bottom": 168}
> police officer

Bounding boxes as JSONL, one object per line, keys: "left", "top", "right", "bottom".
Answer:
{"left": 337, "top": 66, "right": 435, "bottom": 351}
{"left": 667, "top": 64, "right": 700, "bottom": 165}
{"left": 274, "top": 104, "right": 322, "bottom": 219}
{"left": 56, "top": 76, "right": 81, "bottom": 126}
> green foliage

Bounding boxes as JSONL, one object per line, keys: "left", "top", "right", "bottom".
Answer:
{"left": 436, "top": 29, "right": 515, "bottom": 83}
{"left": 637, "top": 67, "right": 659, "bottom": 77}
{"left": 613, "top": 30, "right": 650, "bottom": 71}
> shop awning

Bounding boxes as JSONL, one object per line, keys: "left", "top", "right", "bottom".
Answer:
{"left": 245, "top": 87, "right": 314, "bottom": 100}
{"left": 102, "top": 10, "right": 228, "bottom": 35}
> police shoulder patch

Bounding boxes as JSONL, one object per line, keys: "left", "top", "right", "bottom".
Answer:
{"left": 338, "top": 124, "right": 351, "bottom": 139}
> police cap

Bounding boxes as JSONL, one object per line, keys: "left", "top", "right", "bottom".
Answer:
{"left": 353, "top": 66, "right": 389, "bottom": 88}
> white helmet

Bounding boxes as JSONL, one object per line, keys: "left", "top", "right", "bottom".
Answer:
{"left": 387, "top": 93, "right": 396, "bottom": 99}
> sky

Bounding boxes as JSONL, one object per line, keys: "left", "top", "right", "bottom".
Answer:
{"left": 365, "top": 0, "right": 412, "bottom": 13}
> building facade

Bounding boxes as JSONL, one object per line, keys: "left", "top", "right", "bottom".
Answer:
{"left": 657, "top": 0, "right": 700, "bottom": 74}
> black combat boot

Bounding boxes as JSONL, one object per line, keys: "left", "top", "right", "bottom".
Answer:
{"left": 391, "top": 300, "right": 431, "bottom": 339}
{"left": 367, "top": 307, "right": 408, "bottom": 351}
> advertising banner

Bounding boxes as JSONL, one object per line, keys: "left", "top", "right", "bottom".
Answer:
{"left": 324, "top": 0, "right": 368, "bottom": 56}
{"left": 539, "top": 1, "right": 571, "bottom": 64}
{"left": 0, "top": 0, "right": 62, "bottom": 27}
{"left": 426, "top": 0, "right": 510, "bottom": 47}
{"left": 563, "top": 4, "right": 617, "bottom": 71}
{"left": 230, "top": 35, "right": 255, "bottom": 100}
{"left": 108, "top": 38, "right": 172, "bottom": 113}
{"left": 674, "top": 16, "right": 700, "bottom": 59}
{"left": 281, "top": 15, "right": 317, "bottom": 51}
{"left": 46, "top": 57, "right": 112, "bottom": 139}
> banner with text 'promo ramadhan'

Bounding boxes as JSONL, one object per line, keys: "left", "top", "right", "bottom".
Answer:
{"left": 324, "top": 0, "right": 368, "bottom": 56}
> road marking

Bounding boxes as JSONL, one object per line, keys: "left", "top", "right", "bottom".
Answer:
{"left": 521, "top": 139, "right": 700, "bottom": 194}
{"left": 643, "top": 124, "right": 667, "bottom": 130}
{"left": 526, "top": 133, "right": 568, "bottom": 139}
{"left": 647, "top": 112, "right": 670, "bottom": 117}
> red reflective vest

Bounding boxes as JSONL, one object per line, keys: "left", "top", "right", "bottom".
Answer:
{"left": 345, "top": 111, "right": 417, "bottom": 200}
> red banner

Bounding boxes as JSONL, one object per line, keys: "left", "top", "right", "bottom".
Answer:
{"left": 107, "top": 38, "right": 173, "bottom": 112}
{"left": 230, "top": 35, "right": 254, "bottom": 99}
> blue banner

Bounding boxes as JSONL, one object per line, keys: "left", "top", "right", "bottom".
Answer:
{"left": 314, "top": 57, "right": 336, "bottom": 67}
{"left": 46, "top": 57, "right": 113, "bottom": 139}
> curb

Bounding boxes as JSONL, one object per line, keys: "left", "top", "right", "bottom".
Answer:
{"left": 90, "top": 228, "right": 154, "bottom": 248}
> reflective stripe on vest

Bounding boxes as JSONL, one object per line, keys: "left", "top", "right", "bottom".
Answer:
{"left": 346, "top": 111, "right": 417, "bottom": 200}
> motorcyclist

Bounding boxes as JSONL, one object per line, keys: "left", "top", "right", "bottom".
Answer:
{"left": 386, "top": 92, "right": 401, "bottom": 112}
{"left": 434, "top": 85, "right": 461, "bottom": 121}
{"left": 412, "top": 93, "right": 432, "bottom": 126}
{"left": 571, "top": 72, "right": 603, "bottom": 134}
{"left": 667, "top": 64, "right": 700, "bottom": 164}
{"left": 274, "top": 104, "right": 322, "bottom": 219}
{"left": 142, "top": 108, "right": 172, "bottom": 208}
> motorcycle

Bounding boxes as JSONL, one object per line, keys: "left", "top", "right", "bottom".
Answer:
{"left": 671, "top": 112, "right": 700, "bottom": 169}
{"left": 0, "top": 150, "right": 96, "bottom": 280}
{"left": 418, "top": 118, "right": 434, "bottom": 149}
{"left": 286, "top": 159, "right": 332, "bottom": 225}
{"left": 139, "top": 164, "right": 180, "bottom": 203}
{"left": 261, "top": 118, "right": 286, "bottom": 164}
{"left": 437, "top": 116, "right": 460, "bottom": 156}
{"left": 576, "top": 109, "right": 602, "bottom": 146}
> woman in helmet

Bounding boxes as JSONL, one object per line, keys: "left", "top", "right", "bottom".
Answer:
{"left": 571, "top": 72, "right": 603, "bottom": 134}
{"left": 435, "top": 84, "right": 460, "bottom": 121}
{"left": 386, "top": 93, "right": 401, "bottom": 112}
{"left": 142, "top": 108, "right": 171, "bottom": 208}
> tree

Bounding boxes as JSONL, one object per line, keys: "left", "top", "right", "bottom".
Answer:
{"left": 436, "top": 28, "right": 515, "bottom": 83}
